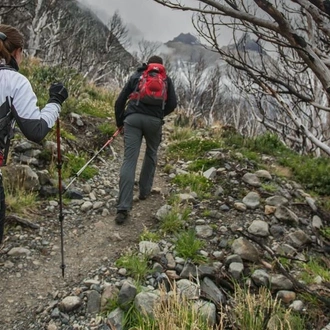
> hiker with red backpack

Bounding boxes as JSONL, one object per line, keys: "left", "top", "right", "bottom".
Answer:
{"left": 0, "top": 24, "right": 68, "bottom": 243}
{"left": 114, "top": 55, "right": 177, "bottom": 224}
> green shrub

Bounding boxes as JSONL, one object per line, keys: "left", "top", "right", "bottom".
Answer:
{"left": 248, "top": 133, "right": 289, "bottom": 155}
{"left": 160, "top": 209, "right": 185, "bottom": 234}
{"left": 139, "top": 228, "right": 161, "bottom": 242}
{"left": 279, "top": 154, "right": 330, "bottom": 195}
{"left": 97, "top": 122, "right": 117, "bottom": 136}
{"left": 115, "top": 251, "right": 153, "bottom": 282}
{"left": 168, "top": 126, "right": 194, "bottom": 141}
{"left": 172, "top": 173, "right": 212, "bottom": 198}
{"left": 175, "top": 229, "right": 207, "bottom": 263}
{"left": 298, "top": 256, "right": 330, "bottom": 284}
{"left": 63, "top": 153, "right": 98, "bottom": 180}
{"left": 167, "top": 139, "right": 221, "bottom": 160}
{"left": 320, "top": 227, "right": 330, "bottom": 240}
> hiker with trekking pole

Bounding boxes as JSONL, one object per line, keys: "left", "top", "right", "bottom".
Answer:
{"left": 0, "top": 24, "right": 68, "bottom": 253}
{"left": 114, "top": 55, "right": 177, "bottom": 224}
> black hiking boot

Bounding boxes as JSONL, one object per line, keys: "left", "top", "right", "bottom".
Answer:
{"left": 115, "top": 210, "right": 128, "bottom": 225}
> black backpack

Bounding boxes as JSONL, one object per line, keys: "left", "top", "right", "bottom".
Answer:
{"left": 0, "top": 65, "right": 16, "bottom": 166}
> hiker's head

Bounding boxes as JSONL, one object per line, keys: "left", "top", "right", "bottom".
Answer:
{"left": 147, "top": 55, "right": 163, "bottom": 65}
{"left": 0, "top": 24, "right": 24, "bottom": 65}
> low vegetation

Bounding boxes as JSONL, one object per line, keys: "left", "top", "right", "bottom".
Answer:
{"left": 115, "top": 250, "right": 153, "bottom": 282}
{"left": 222, "top": 131, "right": 330, "bottom": 195}
{"left": 174, "top": 229, "right": 207, "bottom": 264}
{"left": 229, "top": 286, "right": 306, "bottom": 329}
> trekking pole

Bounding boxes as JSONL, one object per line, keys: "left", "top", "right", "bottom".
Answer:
{"left": 56, "top": 118, "right": 66, "bottom": 277}
{"left": 63, "top": 126, "right": 123, "bottom": 193}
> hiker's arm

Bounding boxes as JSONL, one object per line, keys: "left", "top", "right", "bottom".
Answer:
{"left": 115, "top": 78, "right": 135, "bottom": 127}
{"left": 11, "top": 75, "right": 60, "bottom": 143}
{"left": 164, "top": 77, "right": 177, "bottom": 116}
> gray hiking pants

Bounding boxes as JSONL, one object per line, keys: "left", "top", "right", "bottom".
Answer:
{"left": 116, "top": 113, "right": 163, "bottom": 212}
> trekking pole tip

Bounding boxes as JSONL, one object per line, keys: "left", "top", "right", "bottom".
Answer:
{"left": 61, "top": 264, "right": 66, "bottom": 277}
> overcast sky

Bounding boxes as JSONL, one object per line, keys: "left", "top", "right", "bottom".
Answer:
{"left": 78, "top": 0, "right": 196, "bottom": 43}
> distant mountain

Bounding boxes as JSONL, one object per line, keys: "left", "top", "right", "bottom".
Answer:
{"left": 164, "top": 33, "right": 220, "bottom": 64}
{"left": 167, "top": 33, "right": 201, "bottom": 45}
{"left": 160, "top": 32, "right": 271, "bottom": 128}
{"left": 225, "top": 33, "right": 267, "bottom": 54}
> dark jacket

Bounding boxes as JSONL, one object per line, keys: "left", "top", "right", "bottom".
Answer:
{"left": 115, "top": 64, "right": 177, "bottom": 127}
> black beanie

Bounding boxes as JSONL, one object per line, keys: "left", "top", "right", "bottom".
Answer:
{"left": 147, "top": 55, "right": 163, "bottom": 65}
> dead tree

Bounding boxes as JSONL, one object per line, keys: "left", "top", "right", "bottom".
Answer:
{"left": 153, "top": 0, "right": 330, "bottom": 156}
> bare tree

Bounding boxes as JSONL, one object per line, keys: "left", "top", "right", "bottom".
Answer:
{"left": 153, "top": 0, "right": 330, "bottom": 155}
{"left": 0, "top": 1, "right": 30, "bottom": 19}
{"left": 130, "top": 38, "right": 163, "bottom": 63}
{"left": 106, "top": 10, "right": 131, "bottom": 52}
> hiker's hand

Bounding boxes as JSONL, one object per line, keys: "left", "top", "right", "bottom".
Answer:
{"left": 48, "top": 83, "right": 68, "bottom": 106}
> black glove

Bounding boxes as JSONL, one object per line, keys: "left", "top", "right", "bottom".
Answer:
{"left": 48, "top": 83, "right": 68, "bottom": 106}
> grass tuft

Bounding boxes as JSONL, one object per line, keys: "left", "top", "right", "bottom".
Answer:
{"left": 174, "top": 229, "right": 207, "bottom": 264}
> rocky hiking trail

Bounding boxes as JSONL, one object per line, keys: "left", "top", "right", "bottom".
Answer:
{"left": 0, "top": 134, "right": 167, "bottom": 329}
{"left": 1, "top": 120, "right": 330, "bottom": 329}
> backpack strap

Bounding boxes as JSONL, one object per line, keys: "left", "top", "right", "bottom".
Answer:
{"left": 0, "top": 65, "right": 16, "bottom": 166}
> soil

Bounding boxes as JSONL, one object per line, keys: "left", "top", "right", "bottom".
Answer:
{"left": 0, "top": 133, "right": 166, "bottom": 329}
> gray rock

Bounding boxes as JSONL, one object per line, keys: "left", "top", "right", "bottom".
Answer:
{"left": 231, "top": 237, "right": 260, "bottom": 262}
{"left": 289, "top": 300, "right": 304, "bottom": 311}
{"left": 306, "top": 196, "right": 317, "bottom": 212}
{"left": 195, "top": 225, "right": 213, "bottom": 238}
{"left": 200, "top": 277, "right": 226, "bottom": 305}
{"left": 225, "top": 254, "right": 243, "bottom": 266}
{"left": 274, "top": 244, "right": 297, "bottom": 257}
{"left": 7, "top": 247, "right": 31, "bottom": 256}
{"left": 134, "top": 291, "right": 159, "bottom": 317}
{"left": 192, "top": 300, "right": 217, "bottom": 326}
{"left": 242, "top": 192, "right": 260, "bottom": 209}
{"left": 274, "top": 206, "right": 299, "bottom": 225}
{"left": 58, "top": 296, "right": 82, "bottom": 312}
{"left": 139, "top": 241, "right": 161, "bottom": 256}
{"left": 228, "top": 262, "right": 244, "bottom": 279}
{"left": 107, "top": 307, "right": 124, "bottom": 330}
{"left": 86, "top": 290, "right": 101, "bottom": 315}
{"left": 118, "top": 281, "right": 137, "bottom": 309}
{"left": 242, "top": 173, "right": 261, "bottom": 187}
{"left": 269, "top": 225, "right": 285, "bottom": 239}
{"left": 255, "top": 170, "right": 272, "bottom": 180}
{"left": 269, "top": 274, "right": 293, "bottom": 290}
{"left": 265, "top": 195, "right": 288, "bottom": 206}
{"left": 312, "top": 215, "right": 323, "bottom": 229}
{"left": 203, "top": 167, "right": 217, "bottom": 180}
{"left": 286, "top": 230, "right": 311, "bottom": 248}
{"left": 248, "top": 220, "right": 269, "bottom": 237}
{"left": 155, "top": 205, "right": 172, "bottom": 221}
{"left": 251, "top": 269, "right": 270, "bottom": 287}
{"left": 81, "top": 201, "right": 93, "bottom": 212}
{"left": 176, "top": 279, "right": 199, "bottom": 299}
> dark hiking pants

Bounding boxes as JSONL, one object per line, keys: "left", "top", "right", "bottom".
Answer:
{"left": 116, "top": 113, "right": 163, "bottom": 212}
{"left": 0, "top": 173, "right": 5, "bottom": 243}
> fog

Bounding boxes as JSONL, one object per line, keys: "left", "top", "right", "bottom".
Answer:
{"left": 78, "top": 0, "right": 196, "bottom": 43}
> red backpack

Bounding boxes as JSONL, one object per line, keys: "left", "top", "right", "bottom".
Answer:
{"left": 130, "top": 63, "right": 168, "bottom": 109}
